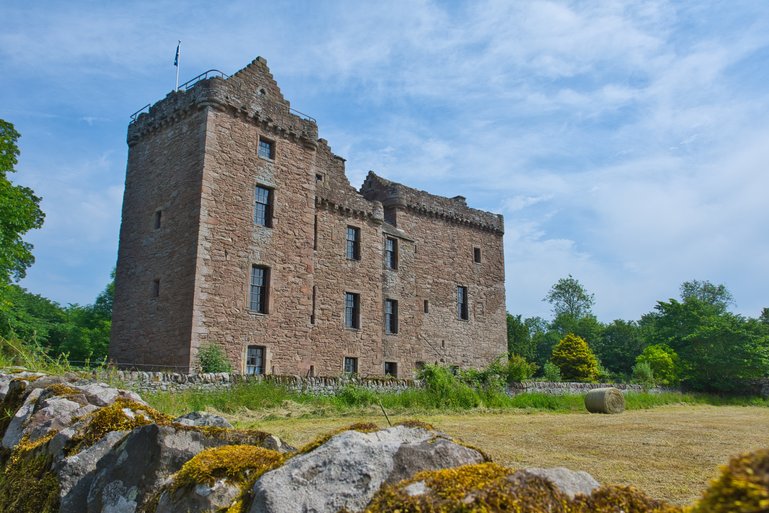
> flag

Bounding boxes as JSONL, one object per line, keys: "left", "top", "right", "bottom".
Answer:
{"left": 174, "top": 42, "right": 180, "bottom": 67}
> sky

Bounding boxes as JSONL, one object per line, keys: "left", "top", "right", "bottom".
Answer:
{"left": 1, "top": 0, "right": 768, "bottom": 322}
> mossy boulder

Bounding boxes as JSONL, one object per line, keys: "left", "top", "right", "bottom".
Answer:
{"left": 690, "top": 448, "right": 769, "bottom": 513}
{"left": 249, "top": 424, "right": 487, "bottom": 513}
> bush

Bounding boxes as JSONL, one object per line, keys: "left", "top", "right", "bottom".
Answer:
{"left": 506, "top": 354, "right": 538, "bottom": 382}
{"left": 418, "top": 364, "right": 481, "bottom": 409}
{"left": 197, "top": 344, "right": 232, "bottom": 373}
{"left": 550, "top": 333, "right": 599, "bottom": 382}
{"left": 635, "top": 344, "right": 679, "bottom": 386}
{"left": 543, "top": 361, "right": 561, "bottom": 382}
{"left": 632, "top": 361, "right": 655, "bottom": 390}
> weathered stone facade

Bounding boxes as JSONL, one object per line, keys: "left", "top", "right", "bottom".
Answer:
{"left": 110, "top": 57, "right": 506, "bottom": 377}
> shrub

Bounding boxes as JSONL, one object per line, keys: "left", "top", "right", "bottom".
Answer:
{"left": 550, "top": 333, "right": 599, "bottom": 382}
{"left": 690, "top": 448, "right": 769, "bottom": 513}
{"left": 632, "top": 361, "right": 656, "bottom": 390}
{"left": 506, "top": 354, "right": 538, "bottom": 382}
{"left": 196, "top": 343, "right": 232, "bottom": 373}
{"left": 418, "top": 364, "right": 481, "bottom": 409}
{"left": 543, "top": 361, "right": 562, "bottom": 382}
{"left": 635, "top": 344, "right": 679, "bottom": 386}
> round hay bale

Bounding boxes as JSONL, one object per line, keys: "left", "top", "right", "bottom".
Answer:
{"left": 584, "top": 387, "right": 625, "bottom": 414}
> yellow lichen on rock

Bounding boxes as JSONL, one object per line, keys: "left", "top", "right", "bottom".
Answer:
{"left": 173, "top": 444, "right": 284, "bottom": 491}
{"left": 572, "top": 485, "right": 683, "bottom": 513}
{"left": 689, "top": 448, "right": 769, "bottom": 513}
{"left": 45, "top": 383, "right": 81, "bottom": 397}
{"left": 68, "top": 397, "right": 171, "bottom": 453}
{"left": 297, "top": 422, "right": 380, "bottom": 456}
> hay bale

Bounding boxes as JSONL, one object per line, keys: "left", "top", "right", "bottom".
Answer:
{"left": 584, "top": 388, "right": 625, "bottom": 414}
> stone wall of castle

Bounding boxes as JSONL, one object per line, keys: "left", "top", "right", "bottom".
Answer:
{"left": 110, "top": 57, "right": 507, "bottom": 376}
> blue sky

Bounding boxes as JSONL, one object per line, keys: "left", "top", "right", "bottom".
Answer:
{"left": 2, "top": 0, "right": 768, "bottom": 321}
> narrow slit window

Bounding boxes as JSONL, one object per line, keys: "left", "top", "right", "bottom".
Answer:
{"left": 152, "top": 279, "right": 160, "bottom": 298}
{"left": 385, "top": 299, "right": 398, "bottom": 334}
{"left": 154, "top": 210, "right": 162, "bottom": 229}
{"left": 423, "top": 300, "right": 429, "bottom": 314}
{"left": 311, "top": 285, "right": 317, "bottom": 324}
{"left": 473, "top": 247, "right": 481, "bottom": 263}
{"left": 385, "top": 237, "right": 398, "bottom": 270}
{"left": 457, "top": 286, "right": 469, "bottom": 320}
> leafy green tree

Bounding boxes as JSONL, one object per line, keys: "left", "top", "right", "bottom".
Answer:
{"left": 594, "top": 319, "right": 645, "bottom": 376}
{"left": 0, "top": 284, "right": 64, "bottom": 342}
{"left": 543, "top": 274, "right": 594, "bottom": 319}
{"left": 506, "top": 313, "right": 537, "bottom": 361}
{"left": 760, "top": 308, "right": 769, "bottom": 325}
{"left": 0, "top": 119, "right": 45, "bottom": 285}
{"left": 550, "top": 333, "right": 599, "bottom": 382}
{"left": 645, "top": 281, "right": 769, "bottom": 392}
{"left": 550, "top": 312, "right": 604, "bottom": 347}
{"left": 680, "top": 280, "right": 733, "bottom": 313}
{"left": 635, "top": 343, "right": 679, "bottom": 386}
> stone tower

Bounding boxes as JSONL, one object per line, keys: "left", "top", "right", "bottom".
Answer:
{"left": 110, "top": 57, "right": 507, "bottom": 376}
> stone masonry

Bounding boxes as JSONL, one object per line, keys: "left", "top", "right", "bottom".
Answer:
{"left": 110, "top": 56, "right": 506, "bottom": 377}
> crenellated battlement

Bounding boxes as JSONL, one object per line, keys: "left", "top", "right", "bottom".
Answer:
{"left": 361, "top": 171, "right": 504, "bottom": 234}
{"left": 127, "top": 57, "right": 318, "bottom": 147}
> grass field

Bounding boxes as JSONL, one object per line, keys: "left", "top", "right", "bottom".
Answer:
{"left": 223, "top": 404, "right": 769, "bottom": 506}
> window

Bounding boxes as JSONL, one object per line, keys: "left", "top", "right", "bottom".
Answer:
{"left": 344, "top": 356, "right": 358, "bottom": 374}
{"left": 313, "top": 214, "right": 318, "bottom": 250}
{"left": 246, "top": 345, "right": 265, "bottom": 375}
{"left": 385, "top": 299, "right": 398, "bottom": 334}
{"left": 346, "top": 226, "right": 360, "bottom": 260}
{"left": 258, "top": 138, "right": 274, "bottom": 160}
{"left": 457, "top": 286, "right": 469, "bottom": 320}
{"left": 473, "top": 247, "right": 481, "bottom": 263}
{"left": 254, "top": 186, "right": 273, "bottom": 227}
{"left": 315, "top": 173, "right": 324, "bottom": 182}
{"left": 152, "top": 279, "right": 160, "bottom": 298}
{"left": 250, "top": 265, "right": 270, "bottom": 313}
{"left": 384, "top": 361, "right": 398, "bottom": 377}
{"left": 154, "top": 210, "right": 162, "bottom": 229}
{"left": 384, "top": 237, "right": 398, "bottom": 270}
{"left": 423, "top": 300, "right": 429, "bottom": 314}
{"left": 384, "top": 206, "right": 397, "bottom": 226}
{"left": 415, "top": 361, "right": 425, "bottom": 372}
{"left": 344, "top": 292, "right": 360, "bottom": 329}
{"left": 311, "top": 286, "right": 317, "bottom": 325}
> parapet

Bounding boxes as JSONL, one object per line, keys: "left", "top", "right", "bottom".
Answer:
{"left": 360, "top": 171, "right": 504, "bottom": 234}
{"left": 127, "top": 57, "right": 318, "bottom": 146}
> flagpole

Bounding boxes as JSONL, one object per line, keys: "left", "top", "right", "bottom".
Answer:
{"left": 174, "top": 40, "right": 181, "bottom": 92}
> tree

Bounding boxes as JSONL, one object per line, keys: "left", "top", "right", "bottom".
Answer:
{"left": 0, "top": 119, "right": 45, "bottom": 285}
{"left": 645, "top": 282, "right": 769, "bottom": 392}
{"left": 680, "top": 280, "right": 733, "bottom": 313}
{"left": 760, "top": 308, "right": 769, "bottom": 325}
{"left": 543, "top": 275, "right": 594, "bottom": 319}
{"left": 594, "top": 319, "right": 645, "bottom": 376}
{"left": 635, "top": 343, "right": 679, "bottom": 386}
{"left": 550, "top": 333, "right": 599, "bottom": 382}
{"left": 506, "top": 313, "right": 536, "bottom": 361}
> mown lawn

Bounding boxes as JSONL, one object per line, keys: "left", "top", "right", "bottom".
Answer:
{"left": 222, "top": 404, "right": 769, "bottom": 505}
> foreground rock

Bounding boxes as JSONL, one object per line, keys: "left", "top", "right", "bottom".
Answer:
{"left": 249, "top": 424, "right": 487, "bottom": 513}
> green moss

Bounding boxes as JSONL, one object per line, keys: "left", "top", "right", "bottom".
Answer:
{"left": 690, "top": 448, "right": 769, "bottom": 513}
{"left": 0, "top": 435, "right": 59, "bottom": 513}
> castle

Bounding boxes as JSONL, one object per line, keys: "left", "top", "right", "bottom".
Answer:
{"left": 109, "top": 57, "right": 507, "bottom": 377}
